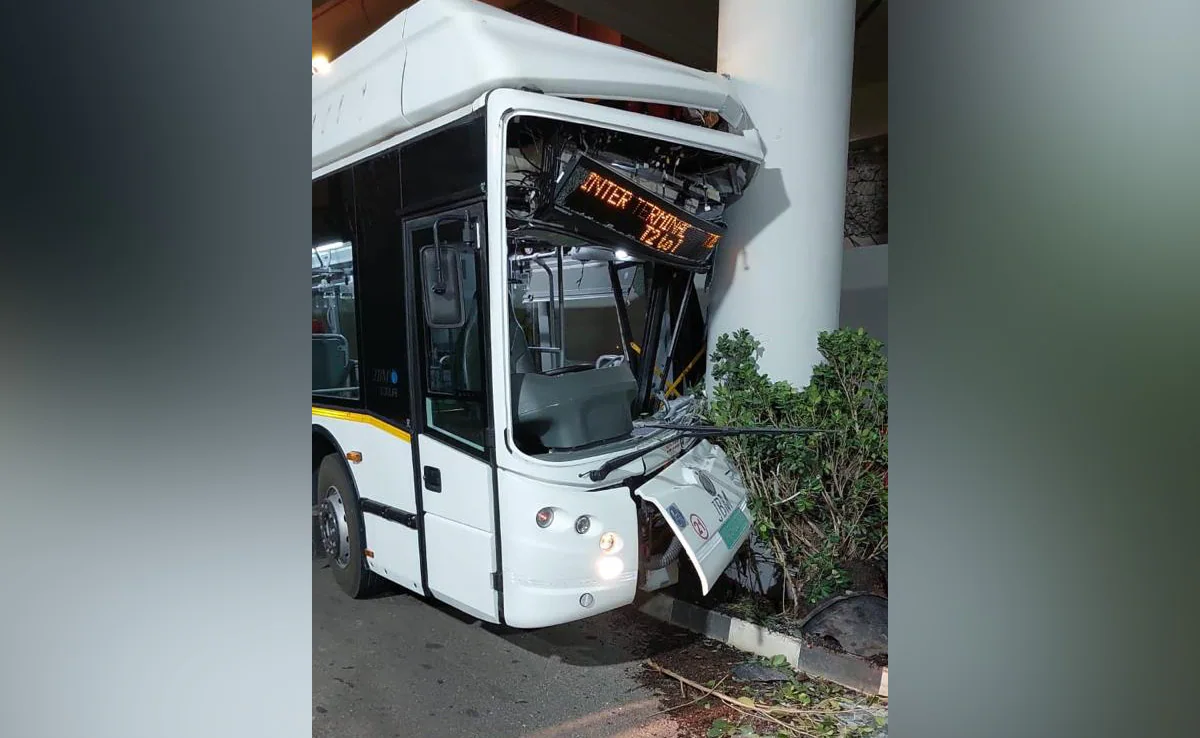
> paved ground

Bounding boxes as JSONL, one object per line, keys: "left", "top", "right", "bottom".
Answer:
{"left": 313, "top": 557, "right": 703, "bottom": 738}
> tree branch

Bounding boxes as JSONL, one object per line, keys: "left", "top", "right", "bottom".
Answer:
{"left": 645, "top": 661, "right": 816, "bottom": 737}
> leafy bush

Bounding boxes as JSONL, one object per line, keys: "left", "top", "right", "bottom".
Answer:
{"left": 705, "top": 328, "right": 888, "bottom": 614}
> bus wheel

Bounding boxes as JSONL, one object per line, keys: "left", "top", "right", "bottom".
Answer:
{"left": 315, "top": 454, "right": 380, "bottom": 598}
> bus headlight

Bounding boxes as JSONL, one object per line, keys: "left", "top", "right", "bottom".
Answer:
{"left": 596, "top": 556, "right": 624, "bottom": 580}
{"left": 574, "top": 516, "right": 591, "bottom": 534}
{"left": 599, "top": 532, "right": 620, "bottom": 553}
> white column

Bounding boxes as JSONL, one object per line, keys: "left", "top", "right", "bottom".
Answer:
{"left": 708, "top": 0, "right": 856, "bottom": 389}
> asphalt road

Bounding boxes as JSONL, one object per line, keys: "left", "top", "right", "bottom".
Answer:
{"left": 313, "top": 557, "right": 702, "bottom": 738}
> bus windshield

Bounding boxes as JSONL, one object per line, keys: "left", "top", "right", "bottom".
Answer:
{"left": 503, "top": 115, "right": 755, "bottom": 459}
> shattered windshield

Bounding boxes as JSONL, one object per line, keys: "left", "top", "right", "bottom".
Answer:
{"left": 501, "top": 114, "right": 753, "bottom": 460}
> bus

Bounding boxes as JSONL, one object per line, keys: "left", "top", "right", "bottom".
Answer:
{"left": 312, "top": 0, "right": 766, "bottom": 629}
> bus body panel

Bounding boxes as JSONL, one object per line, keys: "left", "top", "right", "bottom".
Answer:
{"left": 630, "top": 441, "right": 755, "bottom": 594}
{"left": 417, "top": 434, "right": 495, "bottom": 535}
{"left": 423, "top": 513, "right": 498, "bottom": 622}
{"left": 362, "top": 514, "right": 423, "bottom": 595}
{"left": 399, "top": 0, "right": 742, "bottom": 131}
{"left": 311, "top": 413, "right": 423, "bottom": 593}
{"left": 313, "top": 0, "right": 755, "bottom": 172}
{"left": 495, "top": 468, "right": 640, "bottom": 629}
{"left": 417, "top": 434, "right": 500, "bottom": 622}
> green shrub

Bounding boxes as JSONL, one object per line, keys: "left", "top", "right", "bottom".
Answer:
{"left": 705, "top": 328, "right": 888, "bottom": 613}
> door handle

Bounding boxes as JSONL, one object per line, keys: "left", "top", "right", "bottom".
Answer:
{"left": 423, "top": 466, "right": 442, "bottom": 493}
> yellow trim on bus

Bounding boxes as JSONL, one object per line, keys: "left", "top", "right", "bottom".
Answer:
{"left": 312, "top": 407, "right": 412, "bottom": 443}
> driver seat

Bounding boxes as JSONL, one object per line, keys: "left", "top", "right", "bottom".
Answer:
{"left": 456, "top": 299, "right": 539, "bottom": 392}
{"left": 509, "top": 307, "right": 537, "bottom": 375}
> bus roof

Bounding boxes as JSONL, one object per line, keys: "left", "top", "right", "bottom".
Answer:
{"left": 312, "top": 0, "right": 752, "bottom": 171}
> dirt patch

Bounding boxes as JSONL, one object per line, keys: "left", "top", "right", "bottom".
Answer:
{"left": 634, "top": 639, "right": 751, "bottom": 737}
{"left": 633, "top": 631, "right": 887, "bottom": 737}
{"left": 643, "top": 637, "right": 745, "bottom": 689}
{"left": 634, "top": 639, "right": 834, "bottom": 737}
{"left": 606, "top": 606, "right": 702, "bottom": 659}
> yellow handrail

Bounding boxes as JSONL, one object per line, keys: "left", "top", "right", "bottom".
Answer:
{"left": 626, "top": 342, "right": 704, "bottom": 400}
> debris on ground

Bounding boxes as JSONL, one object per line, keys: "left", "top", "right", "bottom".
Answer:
{"left": 636, "top": 638, "right": 887, "bottom": 738}
{"left": 730, "top": 662, "right": 794, "bottom": 683}
{"left": 798, "top": 594, "right": 888, "bottom": 661}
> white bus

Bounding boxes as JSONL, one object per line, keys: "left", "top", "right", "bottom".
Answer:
{"left": 312, "top": 0, "right": 766, "bottom": 628}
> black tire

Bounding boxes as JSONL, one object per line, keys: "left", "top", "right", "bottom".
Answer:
{"left": 312, "top": 466, "right": 324, "bottom": 558}
{"left": 316, "top": 454, "right": 382, "bottom": 598}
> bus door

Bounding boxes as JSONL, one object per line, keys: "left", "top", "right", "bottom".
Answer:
{"left": 405, "top": 203, "right": 500, "bottom": 623}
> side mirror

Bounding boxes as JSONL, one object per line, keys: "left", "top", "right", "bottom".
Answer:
{"left": 420, "top": 218, "right": 471, "bottom": 329}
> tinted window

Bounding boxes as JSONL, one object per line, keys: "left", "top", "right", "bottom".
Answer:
{"left": 400, "top": 115, "right": 486, "bottom": 213}
{"left": 353, "top": 151, "right": 411, "bottom": 423}
{"left": 312, "top": 169, "right": 360, "bottom": 402}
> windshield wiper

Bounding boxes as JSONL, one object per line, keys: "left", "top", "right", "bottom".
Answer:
{"left": 581, "top": 424, "right": 829, "bottom": 482}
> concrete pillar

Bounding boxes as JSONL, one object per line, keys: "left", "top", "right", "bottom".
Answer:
{"left": 708, "top": 0, "right": 856, "bottom": 389}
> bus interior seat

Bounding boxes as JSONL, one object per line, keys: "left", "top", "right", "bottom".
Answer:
{"left": 456, "top": 304, "right": 477, "bottom": 391}
{"left": 505, "top": 301, "right": 636, "bottom": 452}
{"left": 509, "top": 307, "right": 537, "bottom": 374}
{"left": 458, "top": 298, "right": 637, "bottom": 453}
{"left": 459, "top": 299, "right": 535, "bottom": 391}
{"left": 312, "top": 333, "right": 350, "bottom": 391}
{"left": 512, "top": 364, "right": 637, "bottom": 452}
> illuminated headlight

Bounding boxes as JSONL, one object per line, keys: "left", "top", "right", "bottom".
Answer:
{"left": 599, "top": 532, "right": 620, "bottom": 553}
{"left": 574, "top": 516, "right": 591, "bottom": 534}
{"left": 535, "top": 508, "right": 554, "bottom": 528}
{"left": 596, "top": 556, "right": 624, "bottom": 580}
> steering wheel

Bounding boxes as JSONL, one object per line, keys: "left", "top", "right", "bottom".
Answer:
{"left": 543, "top": 363, "right": 594, "bottom": 377}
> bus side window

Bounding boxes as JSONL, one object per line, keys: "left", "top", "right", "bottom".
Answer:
{"left": 312, "top": 168, "right": 361, "bottom": 402}
{"left": 352, "top": 150, "right": 411, "bottom": 423}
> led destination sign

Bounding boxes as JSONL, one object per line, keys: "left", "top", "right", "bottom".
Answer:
{"left": 552, "top": 155, "right": 724, "bottom": 268}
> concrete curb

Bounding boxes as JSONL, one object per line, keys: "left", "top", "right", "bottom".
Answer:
{"left": 638, "top": 593, "right": 888, "bottom": 698}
